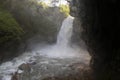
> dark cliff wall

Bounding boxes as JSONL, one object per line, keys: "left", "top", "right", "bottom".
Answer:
{"left": 70, "top": 0, "right": 120, "bottom": 80}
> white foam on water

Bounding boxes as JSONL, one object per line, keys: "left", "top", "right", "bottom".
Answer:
{"left": 38, "top": 44, "right": 82, "bottom": 58}
{"left": 0, "top": 52, "right": 37, "bottom": 80}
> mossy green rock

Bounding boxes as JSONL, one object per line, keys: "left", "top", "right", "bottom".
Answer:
{"left": 0, "top": 7, "right": 24, "bottom": 63}
{"left": 0, "top": 8, "right": 24, "bottom": 44}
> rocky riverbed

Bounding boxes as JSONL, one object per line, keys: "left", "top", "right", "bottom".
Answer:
{"left": 0, "top": 16, "right": 92, "bottom": 80}
{"left": 17, "top": 56, "right": 91, "bottom": 80}
{"left": 0, "top": 45, "right": 91, "bottom": 80}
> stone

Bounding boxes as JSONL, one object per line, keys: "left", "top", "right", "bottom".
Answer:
{"left": 18, "top": 63, "right": 31, "bottom": 72}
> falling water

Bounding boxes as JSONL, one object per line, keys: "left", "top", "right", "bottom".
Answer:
{"left": 0, "top": 16, "right": 90, "bottom": 80}
{"left": 38, "top": 16, "right": 81, "bottom": 58}
{"left": 57, "top": 16, "right": 74, "bottom": 47}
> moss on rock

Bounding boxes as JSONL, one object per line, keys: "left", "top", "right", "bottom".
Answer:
{"left": 0, "top": 7, "right": 24, "bottom": 44}
{"left": 59, "top": 4, "right": 70, "bottom": 17}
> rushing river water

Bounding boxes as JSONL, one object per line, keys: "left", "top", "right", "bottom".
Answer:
{"left": 0, "top": 16, "right": 91, "bottom": 80}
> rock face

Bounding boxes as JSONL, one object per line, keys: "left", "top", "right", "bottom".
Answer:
{"left": 4, "top": 0, "right": 65, "bottom": 43}
{"left": 0, "top": 0, "right": 66, "bottom": 63}
{"left": 0, "top": 6, "right": 24, "bottom": 63}
{"left": 70, "top": 0, "right": 120, "bottom": 80}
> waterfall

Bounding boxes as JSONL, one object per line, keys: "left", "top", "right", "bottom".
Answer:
{"left": 0, "top": 16, "right": 90, "bottom": 80}
{"left": 57, "top": 16, "right": 74, "bottom": 47}
{"left": 38, "top": 16, "right": 77, "bottom": 58}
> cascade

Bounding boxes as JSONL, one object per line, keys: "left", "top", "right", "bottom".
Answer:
{"left": 0, "top": 16, "right": 91, "bottom": 80}
{"left": 57, "top": 16, "right": 74, "bottom": 47}
{"left": 39, "top": 16, "right": 77, "bottom": 58}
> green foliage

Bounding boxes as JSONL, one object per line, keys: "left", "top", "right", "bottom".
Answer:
{"left": 38, "top": 2, "right": 49, "bottom": 9}
{"left": 59, "top": 4, "right": 70, "bottom": 17}
{"left": 0, "top": 8, "right": 24, "bottom": 44}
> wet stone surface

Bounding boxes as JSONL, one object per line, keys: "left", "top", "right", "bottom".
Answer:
{"left": 10, "top": 54, "right": 91, "bottom": 80}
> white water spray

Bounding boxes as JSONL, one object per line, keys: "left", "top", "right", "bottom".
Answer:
{"left": 38, "top": 16, "right": 84, "bottom": 58}
{"left": 57, "top": 16, "right": 74, "bottom": 47}
{"left": 0, "top": 16, "right": 90, "bottom": 80}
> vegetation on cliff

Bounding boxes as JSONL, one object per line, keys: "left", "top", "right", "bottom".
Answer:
{"left": 0, "top": 7, "right": 24, "bottom": 45}
{"left": 0, "top": 6, "right": 25, "bottom": 63}
{"left": 0, "top": 0, "right": 65, "bottom": 62}
{"left": 38, "top": 1, "right": 49, "bottom": 9}
{"left": 59, "top": 4, "right": 70, "bottom": 17}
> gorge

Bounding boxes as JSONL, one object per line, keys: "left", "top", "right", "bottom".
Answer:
{"left": 0, "top": 14, "right": 90, "bottom": 80}
{"left": 1, "top": 0, "right": 120, "bottom": 80}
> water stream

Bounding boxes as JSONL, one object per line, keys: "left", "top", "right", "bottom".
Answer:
{"left": 57, "top": 16, "right": 74, "bottom": 47}
{"left": 0, "top": 16, "right": 90, "bottom": 80}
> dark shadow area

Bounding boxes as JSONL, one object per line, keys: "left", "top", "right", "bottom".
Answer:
{"left": 70, "top": 0, "right": 120, "bottom": 80}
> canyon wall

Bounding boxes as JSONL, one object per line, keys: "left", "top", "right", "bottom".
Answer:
{"left": 70, "top": 0, "right": 120, "bottom": 80}
{"left": 0, "top": 0, "right": 65, "bottom": 63}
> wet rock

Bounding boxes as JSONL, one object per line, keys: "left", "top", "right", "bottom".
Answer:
{"left": 69, "top": 62, "right": 89, "bottom": 70}
{"left": 7, "top": 53, "right": 91, "bottom": 80}
{"left": 70, "top": 0, "right": 120, "bottom": 80}
{"left": 11, "top": 72, "right": 20, "bottom": 80}
{"left": 18, "top": 63, "right": 31, "bottom": 72}
{"left": 0, "top": 76, "right": 3, "bottom": 80}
